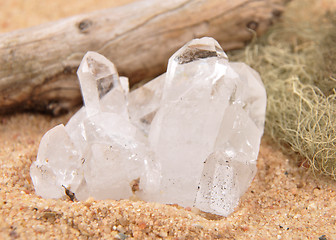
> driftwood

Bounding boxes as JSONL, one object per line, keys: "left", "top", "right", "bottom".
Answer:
{"left": 0, "top": 0, "right": 287, "bottom": 115}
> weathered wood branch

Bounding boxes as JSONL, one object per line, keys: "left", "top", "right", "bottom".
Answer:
{"left": 0, "top": 0, "right": 287, "bottom": 115}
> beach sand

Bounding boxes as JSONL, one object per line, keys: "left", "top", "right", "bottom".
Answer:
{"left": 1, "top": 1, "right": 336, "bottom": 239}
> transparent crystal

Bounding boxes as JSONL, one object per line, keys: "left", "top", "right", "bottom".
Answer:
{"left": 128, "top": 74, "right": 165, "bottom": 135}
{"left": 30, "top": 37, "right": 266, "bottom": 216}
{"left": 30, "top": 124, "right": 85, "bottom": 199}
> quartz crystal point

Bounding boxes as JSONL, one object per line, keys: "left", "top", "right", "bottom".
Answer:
{"left": 31, "top": 38, "right": 266, "bottom": 216}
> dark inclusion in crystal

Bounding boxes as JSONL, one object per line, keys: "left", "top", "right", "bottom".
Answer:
{"left": 62, "top": 185, "right": 77, "bottom": 201}
{"left": 177, "top": 47, "right": 218, "bottom": 64}
{"left": 97, "top": 76, "right": 114, "bottom": 98}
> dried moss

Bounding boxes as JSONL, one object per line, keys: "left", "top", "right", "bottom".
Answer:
{"left": 229, "top": 6, "right": 336, "bottom": 178}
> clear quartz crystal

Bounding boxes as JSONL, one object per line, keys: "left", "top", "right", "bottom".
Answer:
{"left": 30, "top": 124, "right": 84, "bottom": 199}
{"left": 31, "top": 37, "right": 266, "bottom": 216}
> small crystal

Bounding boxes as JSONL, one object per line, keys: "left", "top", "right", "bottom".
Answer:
{"left": 77, "top": 51, "right": 119, "bottom": 116}
{"left": 30, "top": 37, "right": 266, "bottom": 216}
{"left": 30, "top": 124, "right": 84, "bottom": 199}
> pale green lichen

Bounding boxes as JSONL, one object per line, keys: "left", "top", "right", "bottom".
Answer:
{"left": 229, "top": 6, "right": 336, "bottom": 178}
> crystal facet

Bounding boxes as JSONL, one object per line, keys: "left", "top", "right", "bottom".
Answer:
{"left": 30, "top": 37, "right": 266, "bottom": 216}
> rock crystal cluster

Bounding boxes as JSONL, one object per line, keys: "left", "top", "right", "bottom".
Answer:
{"left": 30, "top": 37, "right": 266, "bottom": 216}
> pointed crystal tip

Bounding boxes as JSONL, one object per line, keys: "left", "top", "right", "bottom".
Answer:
{"left": 174, "top": 37, "right": 228, "bottom": 64}
{"left": 77, "top": 51, "right": 120, "bottom": 116}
